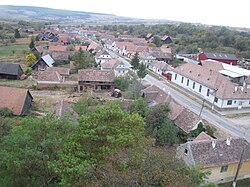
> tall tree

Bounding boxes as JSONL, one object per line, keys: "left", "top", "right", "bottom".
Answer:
{"left": 137, "top": 63, "right": 147, "bottom": 80}
{"left": 145, "top": 103, "right": 179, "bottom": 145}
{"left": 72, "top": 47, "right": 95, "bottom": 69}
{"left": 0, "top": 115, "right": 75, "bottom": 187}
{"left": 14, "top": 29, "right": 21, "bottom": 39}
{"left": 131, "top": 52, "right": 140, "bottom": 70}
{"left": 129, "top": 98, "right": 149, "bottom": 118}
{"left": 29, "top": 36, "right": 35, "bottom": 50}
{"left": 54, "top": 102, "right": 145, "bottom": 186}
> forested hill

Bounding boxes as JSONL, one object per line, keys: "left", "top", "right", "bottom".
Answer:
{"left": 0, "top": 5, "right": 174, "bottom": 25}
{"left": 99, "top": 24, "right": 250, "bottom": 58}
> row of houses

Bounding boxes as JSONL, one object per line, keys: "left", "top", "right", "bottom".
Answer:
{"left": 141, "top": 84, "right": 250, "bottom": 184}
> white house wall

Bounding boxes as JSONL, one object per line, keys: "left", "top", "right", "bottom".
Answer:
{"left": 171, "top": 72, "right": 250, "bottom": 109}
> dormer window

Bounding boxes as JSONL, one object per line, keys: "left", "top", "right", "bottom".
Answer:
{"left": 184, "top": 149, "right": 188, "bottom": 155}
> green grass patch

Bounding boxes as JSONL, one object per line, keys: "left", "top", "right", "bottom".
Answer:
{"left": 219, "top": 178, "right": 250, "bottom": 187}
{"left": 0, "top": 44, "right": 29, "bottom": 57}
{"left": 0, "top": 79, "right": 35, "bottom": 89}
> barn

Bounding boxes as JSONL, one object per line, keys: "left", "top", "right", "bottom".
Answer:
{"left": 198, "top": 52, "right": 238, "bottom": 65}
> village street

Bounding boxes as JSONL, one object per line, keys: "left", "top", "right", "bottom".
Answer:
{"left": 144, "top": 75, "right": 250, "bottom": 142}
{"left": 108, "top": 50, "right": 250, "bottom": 142}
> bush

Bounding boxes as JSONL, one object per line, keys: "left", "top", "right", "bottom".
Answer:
{"left": 114, "top": 76, "right": 130, "bottom": 91}
{"left": 24, "top": 67, "right": 32, "bottom": 75}
{"left": 0, "top": 108, "right": 13, "bottom": 117}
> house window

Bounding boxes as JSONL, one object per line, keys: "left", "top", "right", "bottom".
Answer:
{"left": 184, "top": 149, "right": 188, "bottom": 155}
{"left": 220, "top": 165, "right": 228, "bottom": 173}
{"left": 227, "top": 100, "right": 232, "bottom": 105}
{"left": 181, "top": 77, "right": 184, "bottom": 83}
{"left": 192, "top": 82, "right": 195, "bottom": 89}
{"left": 199, "top": 85, "right": 202, "bottom": 93}
{"left": 175, "top": 74, "right": 177, "bottom": 80}
{"left": 187, "top": 79, "right": 189, "bottom": 86}
{"left": 214, "top": 97, "right": 218, "bottom": 103}
{"left": 207, "top": 89, "right": 210, "bottom": 96}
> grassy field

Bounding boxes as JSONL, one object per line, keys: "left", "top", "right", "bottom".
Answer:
{"left": 0, "top": 44, "right": 29, "bottom": 57}
{"left": 0, "top": 79, "right": 36, "bottom": 89}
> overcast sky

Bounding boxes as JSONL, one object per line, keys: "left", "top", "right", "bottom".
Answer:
{"left": 0, "top": 0, "right": 249, "bottom": 28}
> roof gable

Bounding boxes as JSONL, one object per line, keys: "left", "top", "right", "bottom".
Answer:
{"left": 0, "top": 86, "right": 32, "bottom": 115}
{"left": 0, "top": 63, "right": 23, "bottom": 75}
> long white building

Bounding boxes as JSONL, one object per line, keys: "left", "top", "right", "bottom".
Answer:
{"left": 171, "top": 63, "right": 250, "bottom": 110}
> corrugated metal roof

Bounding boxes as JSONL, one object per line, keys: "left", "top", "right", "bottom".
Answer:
{"left": 42, "top": 54, "right": 55, "bottom": 67}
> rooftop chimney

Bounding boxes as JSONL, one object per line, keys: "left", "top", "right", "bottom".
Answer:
{"left": 226, "top": 137, "right": 232, "bottom": 146}
{"left": 212, "top": 140, "right": 216, "bottom": 148}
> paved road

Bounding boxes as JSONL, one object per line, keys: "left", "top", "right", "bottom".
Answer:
{"left": 107, "top": 49, "right": 250, "bottom": 142}
{"left": 108, "top": 50, "right": 132, "bottom": 69}
{"left": 144, "top": 75, "right": 250, "bottom": 142}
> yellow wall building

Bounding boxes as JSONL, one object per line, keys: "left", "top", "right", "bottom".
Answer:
{"left": 177, "top": 132, "right": 250, "bottom": 184}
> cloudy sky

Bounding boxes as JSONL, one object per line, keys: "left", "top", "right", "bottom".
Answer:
{"left": 0, "top": 0, "right": 249, "bottom": 28}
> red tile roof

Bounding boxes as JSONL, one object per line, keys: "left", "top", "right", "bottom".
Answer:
{"left": 194, "top": 132, "right": 214, "bottom": 141}
{"left": 0, "top": 86, "right": 33, "bottom": 115}
{"left": 49, "top": 45, "right": 67, "bottom": 51}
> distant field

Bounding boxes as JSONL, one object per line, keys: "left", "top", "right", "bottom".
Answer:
{"left": 0, "top": 44, "right": 29, "bottom": 57}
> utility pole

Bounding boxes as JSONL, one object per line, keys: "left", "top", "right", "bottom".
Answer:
{"left": 199, "top": 98, "right": 205, "bottom": 117}
{"left": 232, "top": 141, "right": 246, "bottom": 187}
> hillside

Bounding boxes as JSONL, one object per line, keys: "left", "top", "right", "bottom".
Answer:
{"left": 0, "top": 5, "right": 174, "bottom": 25}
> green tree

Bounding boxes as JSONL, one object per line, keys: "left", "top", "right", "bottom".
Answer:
{"left": 0, "top": 115, "right": 75, "bottom": 187}
{"left": 81, "top": 141, "right": 209, "bottom": 186}
{"left": 131, "top": 52, "right": 140, "bottom": 70}
{"left": 29, "top": 36, "right": 35, "bottom": 50}
{"left": 72, "top": 47, "right": 95, "bottom": 69}
{"left": 145, "top": 103, "right": 179, "bottom": 145}
{"left": 54, "top": 102, "right": 145, "bottom": 186}
{"left": 129, "top": 98, "right": 148, "bottom": 118}
{"left": 137, "top": 63, "right": 147, "bottom": 80}
{"left": 0, "top": 117, "right": 12, "bottom": 143}
{"left": 152, "top": 35, "right": 162, "bottom": 47}
{"left": 14, "top": 29, "right": 21, "bottom": 39}
{"left": 157, "top": 119, "right": 179, "bottom": 146}
{"left": 114, "top": 76, "right": 130, "bottom": 91}
{"left": 25, "top": 53, "right": 37, "bottom": 67}
{"left": 127, "top": 79, "right": 144, "bottom": 99}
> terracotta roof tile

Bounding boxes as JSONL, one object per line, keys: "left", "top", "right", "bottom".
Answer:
{"left": 0, "top": 86, "right": 32, "bottom": 115}
{"left": 101, "top": 59, "right": 122, "bottom": 69}
{"left": 78, "top": 69, "right": 115, "bottom": 82}
{"left": 37, "top": 71, "right": 62, "bottom": 82}
{"left": 173, "top": 63, "right": 250, "bottom": 99}
{"left": 46, "top": 67, "right": 70, "bottom": 76}
{"left": 174, "top": 108, "right": 201, "bottom": 133}
{"left": 194, "top": 132, "right": 214, "bottom": 141}
{"left": 188, "top": 138, "right": 250, "bottom": 167}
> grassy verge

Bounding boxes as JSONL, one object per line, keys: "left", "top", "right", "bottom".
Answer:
{"left": 0, "top": 44, "right": 29, "bottom": 57}
{"left": 219, "top": 178, "right": 250, "bottom": 187}
{"left": 0, "top": 79, "right": 36, "bottom": 89}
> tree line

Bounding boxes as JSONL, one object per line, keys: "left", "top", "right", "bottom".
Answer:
{"left": 97, "top": 23, "right": 250, "bottom": 58}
